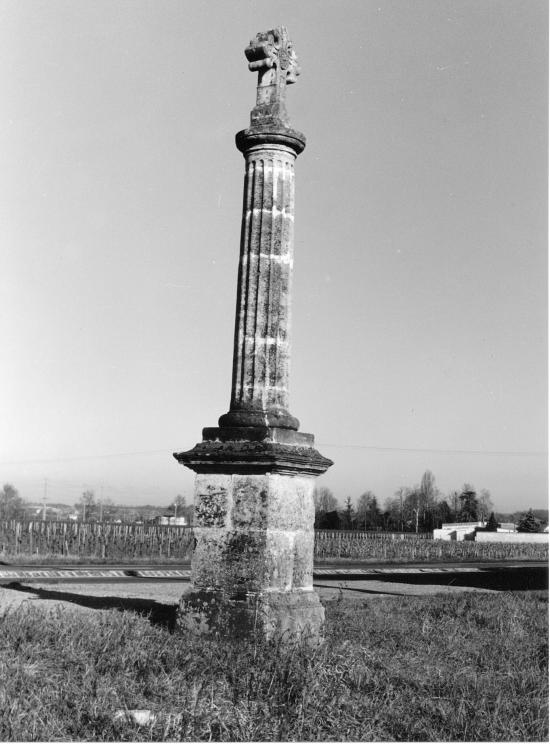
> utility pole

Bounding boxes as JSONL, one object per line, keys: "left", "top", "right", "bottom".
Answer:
{"left": 42, "top": 478, "right": 48, "bottom": 521}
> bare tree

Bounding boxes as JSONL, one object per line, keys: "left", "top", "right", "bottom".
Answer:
{"left": 343, "top": 496, "right": 355, "bottom": 529}
{"left": 393, "top": 487, "right": 411, "bottom": 531}
{"left": 356, "top": 491, "right": 380, "bottom": 530}
{"left": 313, "top": 487, "right": 338, "bottom": 514}
{"left": 170, "top": 494, "right": 187, "bottom": 519}
{"left": 0, "top": 483, "right": 25, "bottom": 520}
{"left": 75, "top": 490, "right": 96, "bottom": 522}
{"left": 477, "top": 489, "right": 494, "bottom": 523}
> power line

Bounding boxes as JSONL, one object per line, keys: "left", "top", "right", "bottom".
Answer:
{"left": 1, "top": 443, "right": 546, "bottom": 465}
{"left": 0, "top": 449, "right": 171, "bottom": 465}
{"left": 317, "top": 442, "right": 547, "bottom": 457}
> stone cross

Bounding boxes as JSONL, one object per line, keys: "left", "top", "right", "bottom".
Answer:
{"left": 175, "top": 27, "right": 332, "bottom": 642}
{"left": 245, "top": 26, "right": 300, "bottom": 127}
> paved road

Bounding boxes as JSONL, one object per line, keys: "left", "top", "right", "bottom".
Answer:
{"left": 0, "top": 560, "right": 546, "bottom": 592}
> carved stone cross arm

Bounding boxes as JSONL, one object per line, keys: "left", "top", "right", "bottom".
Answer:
{"left": 245, "top": 26, "right": 300, "bottom": 127}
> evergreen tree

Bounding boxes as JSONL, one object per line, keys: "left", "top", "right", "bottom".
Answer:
{"left": 517, "top": 509, "right": 541, "bottom": 533}
{"left": 459, "top": 485, "right": 479, "bottom": 522}
{"left": 485, "top": 512, "right": 499, "bottom": 531}
{"left": 342, "top": 496, "right": 355, "bottom": 529}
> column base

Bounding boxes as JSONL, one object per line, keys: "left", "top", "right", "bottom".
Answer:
{"left": 177, "top": 588, "right": 324, "bottom": 642}
{"left": 218, "top": 407, "right": 300, "bottom": 431}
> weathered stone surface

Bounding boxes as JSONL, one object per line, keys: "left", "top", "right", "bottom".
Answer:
{"left": 175, "top": 27, "right": 331, "bottom": 641}
{"left": 244, "top": 26, "right": 300, "bottom": 129}
{"left": 188, "top": 471, "right": 319, "bottom": 595}
{"left": 178, "top": 588, "right": 324, "bottom": 642}
{"left": 218, "top": 141, "right": 302, "bottom": 432}
{"left": 202, "top": 425, "right": 314, "bottom": 445}
{"left": 174, "top": 438, "right": 332, "bottom": 476}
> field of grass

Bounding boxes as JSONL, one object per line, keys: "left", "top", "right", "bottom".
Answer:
{"left": 0, "top": 591, "right": 546, "bottom": 741}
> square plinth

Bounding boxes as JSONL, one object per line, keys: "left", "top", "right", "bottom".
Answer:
{"left": 191, "top": 472, "right": 316, "bottom": 593}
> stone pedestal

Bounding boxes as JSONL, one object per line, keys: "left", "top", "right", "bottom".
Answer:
{"left": 174, "top": 27, "right": 332, "bottom": 641}
{"left": 175, "top": 429, "right": 331, "bottom": 639}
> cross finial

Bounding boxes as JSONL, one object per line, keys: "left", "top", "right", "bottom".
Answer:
{"left": 245, "top": 26, "right": 300, "bottom": 127}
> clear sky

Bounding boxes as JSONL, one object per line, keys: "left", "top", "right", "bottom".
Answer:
{"left": 1, "top": 0, "right": 547, "bottom": 512}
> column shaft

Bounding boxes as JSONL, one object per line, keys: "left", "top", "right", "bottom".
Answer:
{"left": 220, "top": 141, "right": 300, "bottom": 430}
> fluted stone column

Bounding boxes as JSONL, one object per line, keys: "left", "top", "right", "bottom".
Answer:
{"left": 220, "top": 136, "right": 302, "bottom": 431}
{"left": 174, "top": 27, "right": 332, "bottom": 641}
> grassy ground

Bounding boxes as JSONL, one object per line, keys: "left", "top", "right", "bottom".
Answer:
{"left": 0, "top": 553, "right": 188, "bottom": 565}
{"left": 0, "top": 591, "right": 547, "bottom": 741}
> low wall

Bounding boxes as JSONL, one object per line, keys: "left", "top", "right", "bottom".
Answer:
{"left": 476, "top": 531, "right": 549, "bottom": 544}
{"left": 433, "top": 527, "right": 476, "bottom": 541}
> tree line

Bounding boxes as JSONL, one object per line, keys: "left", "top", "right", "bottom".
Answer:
{"left": 0, "top": 484, "right": 193, "bottom": 525}
{"left": 313, "top": 470, "right": 547, "bottom": 533}
{"left": 1, "top": 480, "right": 546, "bottom": 533}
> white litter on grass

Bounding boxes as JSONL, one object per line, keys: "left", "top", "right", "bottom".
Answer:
{"left": 113, "top": 709, "right": 157, "bottom": 726}
{"left": 113, "top": 709, "right": 183, "bottom": 728}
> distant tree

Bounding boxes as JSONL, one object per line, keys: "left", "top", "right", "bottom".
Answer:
{"left": 382, "top": 494, "right": 402, "bottom": 531}
{"left": 517, "top": 509, "right": 541, "bottom": 533}
{"left": 169, "top": 494, "right": 187, "bottom": 519}
{"left": 0, "top": 483, "right": 25, "bottom": 520}
{"left": 434, "top": 498, "right": 453, "bottom": 528}
{"left": 403, "top": 488, "right": 422, "bottom": 532}
{"left": 448, "top": 490, "right": 461, "bottom": 521}
{"left": 420, "top": 470, "right": 438, "bottom": 501}
{"left": 418, "top": 470, "right": 441, "bottom": 530}
{"left": 317, "top": 510, "right": 341, "bottom": 530}
{"left": 98, "top": 496, "right": 116, "bottom": 522}
{"left": 458, "top": 484, "right": 479, "bottom": 522}
{"left": 393, "top": 487, "right": 412, "bottom": 531}
{"left": 75, "top": 490, "right": 97, "bottom": 522}
{"left": 531, "top": 509, "right": 549, "bottom": 526}
{"left": 477, "top": 489, "right": 494, "bottom": 523}
{"left": 313, "top": 487, "right": 338, "bottom": 514}
{"left": 313, "top": 487, "right": 338, "bottom": 528}
{"left": 341, "top": 496, "right": 355, "bottom": 529}
{"left": 357, "top": 491, "right": 381, "bottom": 530}
{"left": 485, "top": 512, "right": 499, "bottom": 531}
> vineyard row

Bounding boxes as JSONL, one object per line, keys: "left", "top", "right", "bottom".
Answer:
{"left": 0, "top": 520, "right": 547, "bottom": 562}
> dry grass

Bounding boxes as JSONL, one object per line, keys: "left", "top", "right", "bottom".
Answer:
{"left": 0, "top": 591, "right": 547, "bottom": 741}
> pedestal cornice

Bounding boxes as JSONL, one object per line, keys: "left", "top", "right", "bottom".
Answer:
{"left": 173, "top": 437, "right": 333, "bottom": 477}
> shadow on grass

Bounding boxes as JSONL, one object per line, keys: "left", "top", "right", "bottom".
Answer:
{"left": 5, "top": 582, "right": 178, "bottom": 630}
{"left": 317, "top": 566, "right": 548, "bottom": 592}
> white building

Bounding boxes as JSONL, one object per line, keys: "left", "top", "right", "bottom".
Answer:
{"left": 156, "top": 515, "right": 188, "bottom": 526}
{"left": 433, "top": 522, "right": 484, "bottom": 541}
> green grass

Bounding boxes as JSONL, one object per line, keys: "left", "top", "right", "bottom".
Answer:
{"left": 0, "top": 591, "right": 547, "bottom": 741}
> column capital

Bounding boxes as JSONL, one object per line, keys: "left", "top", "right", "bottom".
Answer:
{"left": 236, "top": 126, "right": 306, "bottom": 156}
